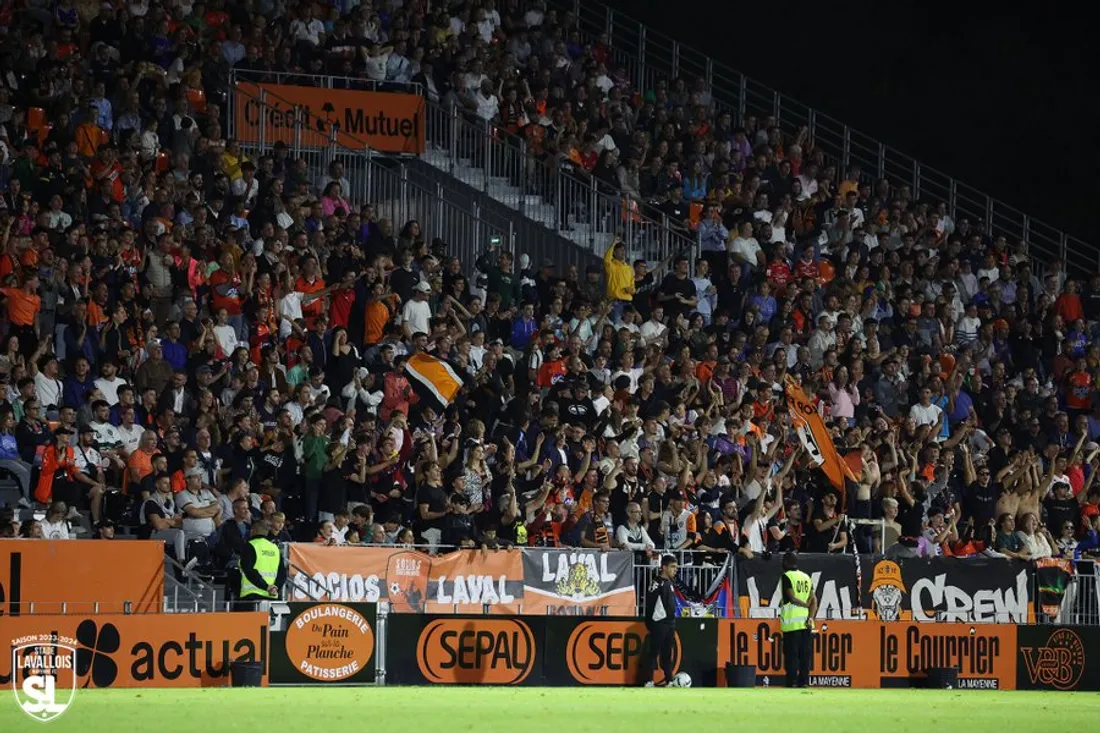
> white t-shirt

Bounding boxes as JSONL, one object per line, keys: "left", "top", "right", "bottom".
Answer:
{"left": 475, "top": 92, "right": 499, "bottom": 121}
{"left": 35, "top": 372, "right": 63, "bottom": 408}
{"left": 746, "top": 515, "right": 769, "bottom": 553}
{"left": 401, "top": 299, "right": 432, "bottom": 337}
{"left": 90, "top": 420, "right": 123, "bottom": 452}
{"left": 909, "top": 403, "right": 943, "bottom": 428}
{"left": 364, "top": 52, "right": 390, "bottom": 82}
{"left": 610, "top": 367, "right": 644, "bottom": 393}
{"left": 94, "top": 376, "right": 128, "bottom": 406}
{"left": 730, "top": 236, "right": 762, "bottom": 266}
{"left": 73, "top": 445, "right": 104, "bottom": 475}
{"left": 213, "top": 324, "right": 239, "bottom": 358}
{"left": 640, "top": 320, "right": 667, "bottom": 343}
{"left": 279, "top": 292, "right": 305, "bottom": 338}
{"left": 40, "top": 519, "right": 71, "bottom": 540}
{"left": 291, "top": 18, "right": 324, "bottom": 46}
{"left": 118, "top": 424, "right": 145, "bottom": 456}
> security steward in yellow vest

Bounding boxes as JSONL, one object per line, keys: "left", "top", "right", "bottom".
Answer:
{"left": 237, "top": 520, "right": 286, "bottom": 612}
{"left": 779, "top": 551, "right": 818, "bottom": 688}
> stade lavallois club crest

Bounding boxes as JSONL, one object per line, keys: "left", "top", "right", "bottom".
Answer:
{"left": 10, "top": 636, "right": 78, "bottom": 723}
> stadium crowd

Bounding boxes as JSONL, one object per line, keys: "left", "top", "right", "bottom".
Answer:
{"left": 0, "top": 0, "right": 1098, "bottom": 586}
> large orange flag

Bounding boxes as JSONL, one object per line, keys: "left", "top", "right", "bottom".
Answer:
{"left": 784, "top": 376, "right": 858, "bottom": 493}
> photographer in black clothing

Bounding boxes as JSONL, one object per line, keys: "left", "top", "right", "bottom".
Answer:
{"left": 640, "top": 554, "right": 678, "bottom": 687}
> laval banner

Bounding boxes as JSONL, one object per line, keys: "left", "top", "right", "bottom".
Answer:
{"left": 288, "top": 546, "right": 636, "bottom": 615}
{"left": 269, "top": 603, "right": 376, "bottom": 684}
{"left": 736, "top": 554, "right": 1035, "bottom": 623}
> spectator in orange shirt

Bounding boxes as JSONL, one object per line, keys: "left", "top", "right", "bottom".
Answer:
{"left": 1, "top": 269, "right": 41, "bottom": 357}
{"left": 75, "top": 102, "right": 106, "bottom": 159}
{"left": 295, "top": 256, "right": 327, "bottom": 326}
{"left": 363, "top": 281, "right": 399, "bottom": 345}
{"left": 127, "top": 430, "right": 160, "bottom": 493}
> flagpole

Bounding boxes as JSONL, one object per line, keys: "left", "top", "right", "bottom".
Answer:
{"left": 848, "top": 516, "right": 865, "bottom": 620}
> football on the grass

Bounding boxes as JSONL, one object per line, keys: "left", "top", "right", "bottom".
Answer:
{"left": 670, "top": 672, "right": 692, "bottom": 688}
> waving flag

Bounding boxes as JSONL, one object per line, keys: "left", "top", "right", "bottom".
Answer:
{"left": 673, "top": 556, "right": 734, "bottom": 618}
{"left": 784, "top": 376, "right": 858, "bottom": 492}
{"left": 406, "top": 353, "right": 464, "bottom": 409}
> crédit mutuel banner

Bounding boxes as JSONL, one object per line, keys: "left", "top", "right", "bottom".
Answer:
{"left": 287, "top": 545, "right": 636, "bottom": 615}
{"left": 233, "top": 82, "right": 425, "bottom": 154}
{"left": 736, "top": 554, "right": 1034, "bottom": 623}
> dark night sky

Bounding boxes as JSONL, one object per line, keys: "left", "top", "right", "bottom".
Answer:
{"left": 599, "top": 1, "right": 1099, "bottom": 251}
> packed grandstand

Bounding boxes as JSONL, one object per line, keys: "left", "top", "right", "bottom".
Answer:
{"left": 0, "top": 0, "right": 1097, "bottom": 625}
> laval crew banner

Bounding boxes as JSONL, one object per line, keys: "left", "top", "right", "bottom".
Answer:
{"left": 288, "top": 546, "right": 636, "bottom": 615}
{"left": 718, "top": 619, "right": 1018, "bottom": 689}
{"left": 0, "top": 612, "right": 267, "bottom": 688}
{"left": 234, "top": 82, "right": 425, "bottom": 153}
{"left": 0, "top": 540, "right": 164, "bottom": 614}
{"left": 736, "top": 554, "right": 1035, "bottom": 623}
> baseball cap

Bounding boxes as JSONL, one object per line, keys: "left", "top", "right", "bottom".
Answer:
{"left": 414, "top": 281, "right": 432, "bottom": 293}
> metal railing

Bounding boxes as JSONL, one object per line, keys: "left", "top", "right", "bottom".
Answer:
{"left": 550, "top": 0, "right": 1095, "bottom": 274}
{"left": 421, "top": 96, "right": 697, "bottom": 264}
{"left": 230, "top": 70, "right": 697, "bottom": 266}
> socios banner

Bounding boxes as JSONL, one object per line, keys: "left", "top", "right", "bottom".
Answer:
{"left": 233, "top": 82, "right": 425, "bottom": 153}
{"left": 0, "top": 540, "right": 164, "bottom": 615}
{"left": 1017, "top": 625, "right": 1099, "bottom": 691}
{"left": 0, "top": 612, "right": 268, "bottom": 688}
{"left": 736, "top": 554, "right": 1034, "bottom": 623}
{"left": 288, "top": 546, "right": 636, "bottom": 615}
{"left": 718, "top": 620, "right": 1017, "bottom": 689}
{"left": 269, "top": 603, "right": 376, "bottom": 684}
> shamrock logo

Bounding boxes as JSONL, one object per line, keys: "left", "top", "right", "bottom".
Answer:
{"left": 75, "top": 619, "right": 120, "bottom": 688}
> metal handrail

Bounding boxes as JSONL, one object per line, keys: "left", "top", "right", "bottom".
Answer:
{"left": 551, "top": 0, "right": 1094, "bottom": 274}
{"left": 422, "top": 97, "right": 698, "bottom": 263}
{"left": 284, "top": 560, "right": 325, "bottom": 603}
{"left": 163, "top": 554, "right": 219, "bottom": 613}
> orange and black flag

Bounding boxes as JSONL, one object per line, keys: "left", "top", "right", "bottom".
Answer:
{"left": 784, "top": 376, "right": 858, "bottom": 500}
{"left": 406, "top": 353, "right": 464, "bottom": 410}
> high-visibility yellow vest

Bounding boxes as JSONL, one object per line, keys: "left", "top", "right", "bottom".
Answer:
{"left": 240, "top": 537, "right": 280, "bottom": 599}
{"left": 779, "top": 569, "right": 812, "bottom": 632}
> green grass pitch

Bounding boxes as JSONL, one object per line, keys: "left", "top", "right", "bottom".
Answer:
{"left": 1, "top": 686, "right": 1097, "bottom": 731}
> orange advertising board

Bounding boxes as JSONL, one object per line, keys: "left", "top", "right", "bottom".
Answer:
{"left": 718, "top": 620, "right": 1017, "bottom": 689}
{"left": 234, "top": 82, "right": 425, "bottom": 154}
{"left": 0, "top": 612, "right": 267, "bottom": 688}
{"left": 283, "top": 603, "right": 374, "bottom": 682}
{"left": 0, "top": 540, "right": 164, "bottom": 615}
